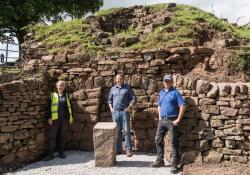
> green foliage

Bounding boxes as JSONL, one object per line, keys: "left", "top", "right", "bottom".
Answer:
{"left": 31, "top": 3, "right": 250, "bottom": 55}
{"left": 32, "top": 19, "right": 102, "bottom": 54}
{"left": 116, "top": 25, "right": 139, "bottom": 37}
{"left": 0, "top": 0, "right": 103, "bottom": 43}
{"left": 0, "top": 67, "right": 21, "bottom": 75}
{"left": 144, "top": 3, "right": 166, "bottom": 12}
{"left": 96, "top": 8, "right": 122, "bottom": 16}
{"left": 227, "top": 50, "right": 250, "bottom": 72}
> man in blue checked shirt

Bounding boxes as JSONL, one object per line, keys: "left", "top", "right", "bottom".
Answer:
{"left": 150, "top": 74, "right": 186, "bottom": 174}
{"left": 108, "top": 74, "right": 136, "bottom": 157}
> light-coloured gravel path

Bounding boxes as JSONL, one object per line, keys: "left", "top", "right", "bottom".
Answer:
{"left": 7, "top": 151, "right": 181, "bottom": 175}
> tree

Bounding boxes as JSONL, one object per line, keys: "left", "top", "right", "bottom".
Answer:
{"left": 0, "top": 0, "right": 103, "bottom": 44}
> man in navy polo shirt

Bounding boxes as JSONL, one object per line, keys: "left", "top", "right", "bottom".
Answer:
{"left": 150, "top": 74, "right": 186, "bottom": 174}
{"left": 108, "top": 74, "right": 136, "bottom": 157}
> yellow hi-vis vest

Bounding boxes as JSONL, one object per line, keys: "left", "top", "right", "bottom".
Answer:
{"left": 51, "top": 92, "right": 73, "bottom": 125}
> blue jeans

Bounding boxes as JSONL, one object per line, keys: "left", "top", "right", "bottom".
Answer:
{"left": 112, "top": 110, "right": 132, "bottom": 153}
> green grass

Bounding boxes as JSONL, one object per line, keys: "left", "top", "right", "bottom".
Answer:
{"left": 32, "top": 19, "right": 102, "bottom": 54}
{"left": 144, "top": 3, "right": 167, "bottom": 12}
{"left": 29, "top": 3, "right": 250, "bottom": 54}
{"left": 96, "top": 8, "right": 122, "bottom": 16}
{"left": 0, "top": 67, "right": 21, "bottom": 75}
{"left": 227, "top": 49, "right": 250, "bottom": 72}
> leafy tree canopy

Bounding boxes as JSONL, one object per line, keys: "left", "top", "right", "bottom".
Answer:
{"left": 0, "top": 0, "right": 103, "bottom": 43}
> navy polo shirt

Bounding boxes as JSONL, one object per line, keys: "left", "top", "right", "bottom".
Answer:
{"left": 158, "top": 87, "right": 185, "bottom": 118}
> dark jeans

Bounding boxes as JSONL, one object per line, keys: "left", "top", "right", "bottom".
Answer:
{"left": 47, "top": 118, "right": 69, "bottom": 155}
{"left": 155, "top": 118, "right": 179, "bottom": 165}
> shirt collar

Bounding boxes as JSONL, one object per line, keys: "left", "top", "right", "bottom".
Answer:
{"left": 163, "top": 86, "right": 174, "bottom": 93}
{"left": 115, "top": 84, "right": 124, "bottom": 88}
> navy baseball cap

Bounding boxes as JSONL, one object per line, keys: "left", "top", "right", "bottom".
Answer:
{"left": 163, "top": 74, "right": 173, "bottom": 81}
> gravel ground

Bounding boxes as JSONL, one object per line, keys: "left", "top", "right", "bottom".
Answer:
{"left": 6, "top": 151, "right": 181, "bottom": 175}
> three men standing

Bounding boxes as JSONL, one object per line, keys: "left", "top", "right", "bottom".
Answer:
{"left": 108, "top": 74, "right": 136, "bottom": 157}
{"left": 150, "top": 74, "right": 186, "bottom": 174}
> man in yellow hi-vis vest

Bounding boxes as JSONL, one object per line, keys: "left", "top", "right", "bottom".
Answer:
{"left": 44, "top": 80, "right": 73, "bottom": 161}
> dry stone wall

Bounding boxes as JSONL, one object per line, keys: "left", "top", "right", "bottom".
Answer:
{"left": 0, "top": 77, "right": 49, "bottom": 167}
{"left": 1, "top": 40, "right": 250, "bottom": 167}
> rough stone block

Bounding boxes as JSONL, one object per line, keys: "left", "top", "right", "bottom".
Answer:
{"left": 93, "top": 122, "right": 117, "bottom": 167}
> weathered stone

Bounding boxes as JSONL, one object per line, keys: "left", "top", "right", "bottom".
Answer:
{"left": 218, "top": 83, "right": 231, "bottom": 96}
{"left": 84, "top": 106, "right": 99, "bottom": 114}
{"left": 110, "top": 37, "right": 124, "bottom": 47}
{"left": 225, "top": 140, "right": 236, "bottom": 149}
{"left": 216, "top": 101, "right": 229, "bottom": 106}
{"left": 200, "top": 113, "right": 210, "bottom": 121}
{"left": 230, "top": 100, "right": 242, "bottom": 108}
{"left": 170, "top": 47, "right": 191, "bottom": 54}
{"left": 1, "top": 125, "right": 19, "bottom": 132}
{"left": 222, "top": 136, "right": 244, "bottom": 141}
{"left": 143, "top": 53, "right": 154, "bottom": 61}
{"left": 93, "top": 122, "right": 117, "bottom": 167}
{"left": 204, "top": 130, "right": 215, "bottom": 140}
{"left": 210, "top": 119, "right": 223, "bottom": 127}
{"left": 241, "top": 140, "right": 250, "bottom": 150}
{"left": 124, "top": 35, "right": 139, "bottom": 46}
{"left": 41, "top": 55, "right": 54, "bottom": 63}
{"left": 98, "top": 60, "right": 116, "bottom": 65}
{"left": 131, "top": 75, "right": 142, "bottom": 87}
{"left": 191, "top": 47, "right": 214, "bottom": 54}
{"left": 100, "top": 71, "right": 115, "bottom": 76}
{"left": 1, "top": 153, "right": 15, "bottom": 164}
{"left": 94, "top": 76, "right": 104, "bottom": 87}
{"left": 196, "top": 80, "right": 210, "bottom": 94}
{"left": 242, "top": 125, "right": 250, "bottom": 131}
{"left": 181, "top": 151, "right": 202, "bottom": 165}
{"left": 199, "top": 140, "right": 209, "bottom": 151}
{"left": 150, "top": 59, "right": 165, "bottom": 66}
{"left": 237, "top": 118, "right": 250, "bottom": 124}
{"left": 207, "top": 82, "right": 218, "bottom": 98}
{"left": 165, "top": 54, "right": 182, "bottom": 62}
{"left": 211, "top": 138, "right": 224, "bottom": 148}
{"left": 201, "top": 105, "right": 220, "bottom": 114}
{"left": 220, "top": 108, "right": 238, "bottom": 117}
{"left": 239, "top": 108, "right": 250, "bottom": 115}
{"left": 155, "top": 51, "right": 168, "bottom": 59}
{"left": 0, "top": 133, "right": 12, "bottom": 143}
{"left": 222, "top": 148, "right": 242, "bottom": 155}
{"left": 223, "top": 127, "right": 243, "bottom": 136}
{"left": 199, "top": 98, "right": 216, "bottom": 105}
{"left": 203, "top": 151, "right": 222, "bottom": 164}
{"left": 54, "top": 54, "right": 67, "bottom": 63}
{"left": 13, "top": 129, "right": 29, "bottom": 140}
{"left": 73, "top": 90, "right": 87, "bottom": 100}
{"left": 23, "top": 59, "right": 38, "bottom": 72}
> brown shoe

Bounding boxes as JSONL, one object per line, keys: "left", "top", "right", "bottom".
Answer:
{"left": 126, "top": 150, "right": 133, "bottom": 157}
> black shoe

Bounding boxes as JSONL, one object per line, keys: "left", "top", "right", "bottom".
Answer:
{"left": 59, "top": 152, "right": 66, "bottom": 159}
{"left": 150, "top": 160, "right": 165, "bottom": 167}
{"left": 170, "top": 165, "right": 179, "bottom": 174}
{"left": 44, "top": 154, "right": 54, "bottom": 161}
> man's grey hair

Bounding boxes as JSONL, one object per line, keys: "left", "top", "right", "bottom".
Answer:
{"left": 56, "top": 80, "right": 66, "bottom": 87}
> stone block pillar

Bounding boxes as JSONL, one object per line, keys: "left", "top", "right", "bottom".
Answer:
{"left": 93, "top": 122, "right": 117, "bottom": 167}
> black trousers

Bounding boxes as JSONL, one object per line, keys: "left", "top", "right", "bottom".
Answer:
{"left": 155, "top": 118, "right": 179, "bottom": 165}
{"left": 47, "top": 118, "right": 69, "bottom": 154}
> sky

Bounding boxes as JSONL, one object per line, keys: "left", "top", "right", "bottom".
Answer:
{"left": 1, "top": 0, "right": 250, "bottom": 63}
